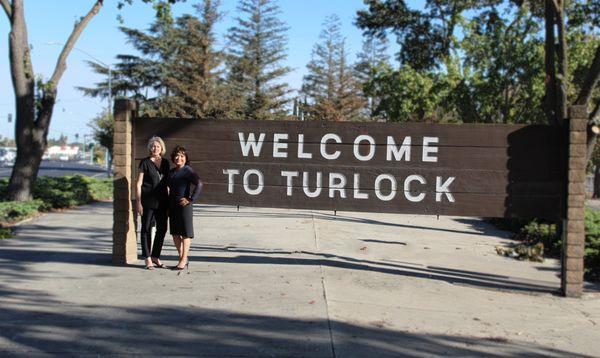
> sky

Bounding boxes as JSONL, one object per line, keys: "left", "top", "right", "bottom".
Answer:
{"left": 0, "top": 0, "right": 412, "bottom": 142}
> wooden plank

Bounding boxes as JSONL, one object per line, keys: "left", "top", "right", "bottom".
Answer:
{"left": 164, "top": 161, "right": 561, "bottom": 196}
{"left": 135, "top": 118, "right": 564, "bottom": 148}
{"left": 195, "top": 183, "right": 562, "bottom": 219}
{"left": 135, "top": 141, "right": 564, "bottom": 173}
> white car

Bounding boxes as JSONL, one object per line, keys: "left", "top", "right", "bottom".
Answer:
{"left": 0, "top": 147, "right": 15, "bottom": 165}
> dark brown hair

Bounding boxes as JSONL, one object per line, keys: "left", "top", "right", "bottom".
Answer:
{"left": 170, "top": 145, "right": 190, "bottom": 165}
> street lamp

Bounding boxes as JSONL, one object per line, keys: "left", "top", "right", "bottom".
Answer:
{"left": 46, "top": 41, "right": 112, "bottom": 111}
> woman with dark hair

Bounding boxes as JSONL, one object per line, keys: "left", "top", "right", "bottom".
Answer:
{"left": 136, "top": 136, "right": 170, "bottom": 270}
{"left": 167, "top": 145, "right": 203, "bottom": 270}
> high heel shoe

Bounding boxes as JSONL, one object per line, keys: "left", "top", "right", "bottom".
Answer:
{"left": 172, "top": 260, "right": 189, "bottom": 271}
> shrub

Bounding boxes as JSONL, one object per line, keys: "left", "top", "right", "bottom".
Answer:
{"left": 491, "top": 209, "right": 600, "bottom": 282}
{"left": 87, "top": 178, "right": 113, "bottom": 201}
{"left": 33, "top": 176, "right": 93, "bottom": 209}
{"left": 0, "top": 200, "right": 43, "bottom": 224}
{"left": 0, "top": 227, "right": 12, "bottom": 239}
{"left": 515, "top": 220, "right": 561, "bottom": 257}
{"left": 584, "top": 209, "right": 600, "bottom": 281}
{"left": 0, "top": 176, "right": 113, "bottom": 228}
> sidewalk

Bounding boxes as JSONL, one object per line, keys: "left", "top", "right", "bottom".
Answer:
{"left": 0, "top": 202, "right": 599, "bottom": 356}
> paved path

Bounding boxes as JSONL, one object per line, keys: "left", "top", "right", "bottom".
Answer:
{"left": 0, "top": 202, "right": 599, "bottom": 356}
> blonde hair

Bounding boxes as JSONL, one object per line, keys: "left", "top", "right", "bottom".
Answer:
{"left": 147, "top": 136, "right": 166, "bottom": 156}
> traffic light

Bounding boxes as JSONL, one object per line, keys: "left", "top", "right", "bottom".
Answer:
{"left": 7, "top": 114, "right": 12, "bottom": 123}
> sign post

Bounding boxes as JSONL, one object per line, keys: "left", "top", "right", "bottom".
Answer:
{"left": 112, "top": 99, "right": 138, "bottom": 264}
{"left": 562, "top": 105, "right": 588, "bottom": 297}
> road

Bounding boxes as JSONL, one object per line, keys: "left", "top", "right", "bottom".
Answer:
{"left": 0, "top": 160, "right": 109, "bottom": 178}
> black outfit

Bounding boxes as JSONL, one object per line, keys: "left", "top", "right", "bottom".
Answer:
{"left": 139, "top": 157, "right": 170, "bottom": 258}
{"left": 167, "top": 165, "right": 202, "bottom": 238}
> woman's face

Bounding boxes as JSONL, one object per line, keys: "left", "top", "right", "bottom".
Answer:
{"left": 150, "top": 141, "right": 162, "bottom": 157}
{"left": 173, "top": 151, "right": 186, "bottom": 167}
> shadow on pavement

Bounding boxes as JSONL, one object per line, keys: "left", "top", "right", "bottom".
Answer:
{"left": 193, "top": 206, "right": 506, "bottom": 238}
{"left": 0, "top": 295, "right": 587, "bottom": 357}
{"left": 188, "top": 245, "right": 559, "bottom": 294}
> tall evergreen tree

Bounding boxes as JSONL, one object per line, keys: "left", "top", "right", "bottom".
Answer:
{"left": 302, "top": 15, "right": 364, "bottom": 121}
{"left": 355, "top": 35, "right": 390, "bottom": 119}
{"left": 80, "top": 2, "right": 228, "bottom": 118}
{"left": 120, "top": 6, "right": 181, "bottom": 116}
{"left": 226, "top": 0, "right": 292, "bottom": 120}
{"left": 165, "top": 0, "right": 224, "bottom": 117}
{"left": 78, "top": 8, "right": 179, "bottom": 116}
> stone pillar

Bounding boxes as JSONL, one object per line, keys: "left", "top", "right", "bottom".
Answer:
{"left": 112, "top": 99, "right": 138, "bottom": 265}
{"left": 562, "top": 105, "right": 587, "bottom": 297}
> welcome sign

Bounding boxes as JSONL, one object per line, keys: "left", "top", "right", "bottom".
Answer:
{"left": 134, "top": 119, "right": 565, "bottom": 219}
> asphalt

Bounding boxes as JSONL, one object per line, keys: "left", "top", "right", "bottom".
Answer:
{"left": 1, "top": 202, "right": 599, "bottom": 357}
{"left": 0, "top": 160, "right": 108, "bottom": 179}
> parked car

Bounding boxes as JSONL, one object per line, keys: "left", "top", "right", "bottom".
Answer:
{"left": 0, "top": 147, "right": 16, "bottom": 165}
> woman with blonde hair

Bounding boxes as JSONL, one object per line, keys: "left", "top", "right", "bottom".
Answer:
{"left": 136, "top": 136, "right": 170, "bottom": 270}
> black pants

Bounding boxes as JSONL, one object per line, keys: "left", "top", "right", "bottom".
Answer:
{"left": 140, "top": 206, "right": 168, "bottom": 258}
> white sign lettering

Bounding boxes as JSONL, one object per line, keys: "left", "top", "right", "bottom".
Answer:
{"left": 227, "top": 132, "right": 454, "bottom": 206}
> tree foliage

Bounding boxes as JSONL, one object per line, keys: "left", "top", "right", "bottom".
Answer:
{"left": 302, "top": 15, "right": 365, "bottom": 121}
{"left": 354, "top": 35, "right": 390, "bottom": 119}
{"left": 163, "top": 1, "right": 225, "bottom": 118}
{"left": 356, "top": 0, "right": 599, "bottom": 126}
{"left": 88, "top": 110, "right": 114, "bottom": 159}
{"left": 225, "top": 0, "right": 292, "bottom": 120}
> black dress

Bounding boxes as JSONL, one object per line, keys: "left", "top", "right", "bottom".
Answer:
{"left": 138, "top": 157, "right": 170, "bottom": 258}
{"left": 167, "top": 165, "right": 202, "bottom": 238}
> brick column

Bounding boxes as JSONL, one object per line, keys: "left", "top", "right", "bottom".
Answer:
{"left": 562, "top": 105, "right": 587, "bottom": 297}
{"left": 112, "top": 99, "right": 138, "bottom": 265}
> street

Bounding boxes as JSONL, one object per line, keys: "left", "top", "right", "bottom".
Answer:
{"left": 0, "top": 160, "right": 109, "bottom": 179}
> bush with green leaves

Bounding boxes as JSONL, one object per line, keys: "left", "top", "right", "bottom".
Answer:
{"left": 0, "top": 227, "right": 12, "bottom": 239}
{"left": 491, "top": 209, "right": 600, "bottom": 281}
{"left": 0, "top": 176, "right": 112, "bottom": 229}
{"left": 0, "top": 200, "right": 43, "bottom": 224}
{"left": 584, "top": 209, "right": 600, "bottom": 281}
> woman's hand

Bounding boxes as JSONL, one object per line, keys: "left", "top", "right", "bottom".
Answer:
{"left": 179, "top": 198, "right": 190, "bottom": 206}
{"left": 136, "top": 201, "right": 143, "bottom": 216}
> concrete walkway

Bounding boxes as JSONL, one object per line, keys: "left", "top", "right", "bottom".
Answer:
{"left": 0, "top": 202, "right": 599, "bottom": 357}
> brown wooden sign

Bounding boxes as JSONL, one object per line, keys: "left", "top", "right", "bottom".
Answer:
{"left": 134, "top": 118, "right": 566, "bottom": 219}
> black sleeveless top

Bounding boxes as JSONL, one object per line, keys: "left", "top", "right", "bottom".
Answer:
{"left": 139, "top": 157, "right": 170, "bottom": 209}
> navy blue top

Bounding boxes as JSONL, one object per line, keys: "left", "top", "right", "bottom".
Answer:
{"left": 167, "top": 165, "right": 202, "bottom": 203}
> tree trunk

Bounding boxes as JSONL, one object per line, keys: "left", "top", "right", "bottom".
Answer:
{"left": 7, "top": 97, "right": 38, "bottom": 201}
{"left": 544, "top": 0, "right": 557, "bottom": 125}
{"left": 594, "top": 165, "right": 600, "bottom": 198}
{"left": 5, "top": 0, "right": 103, "bottom": 201}
{"left": 555, "top": 0, "right": 568, "bottom": 123}
{"left": 8, "top": 90, "right": 56, "bottom": 201}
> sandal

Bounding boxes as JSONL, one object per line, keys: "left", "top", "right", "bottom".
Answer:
{"left": 145, "top": 258, "right": 155, "bottom": 270}
{"left": 151, "top": 259, "right": 165, "bottom": 268}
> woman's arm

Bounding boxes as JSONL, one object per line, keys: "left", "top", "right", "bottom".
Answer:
{"left": 179, "top": 167, "right": 203, "bottom": 206}
{"left": 188, "top": 167, "right": 203, "bottom": 202}
{"left": 136, "top": 172, "right": 144, "bottom": 215}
